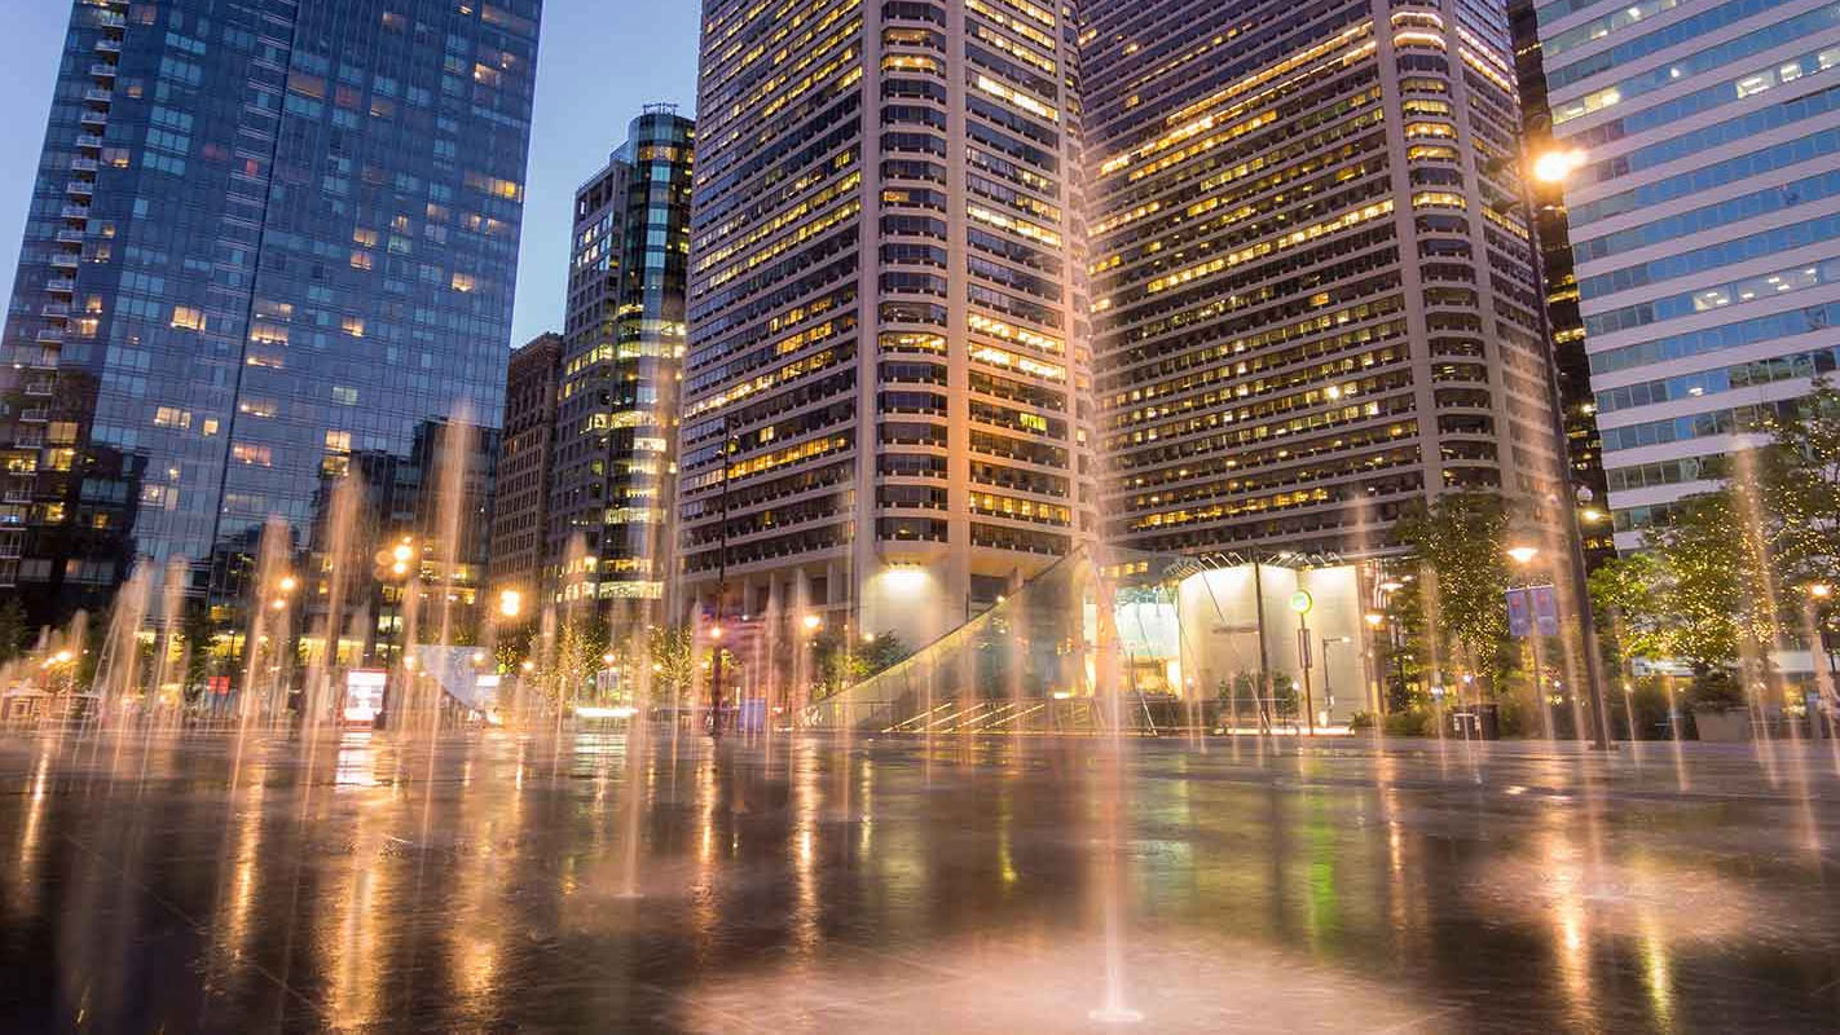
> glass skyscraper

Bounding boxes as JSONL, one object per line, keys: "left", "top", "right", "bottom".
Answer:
{"left": 0, "top": 0, "right": 542, "bottom": 629}
{"left": 550, "top": 107, "right": 694, "bottom": 618}
{"left": 1528, "top": 0, "right": 1840, "bottom": 547}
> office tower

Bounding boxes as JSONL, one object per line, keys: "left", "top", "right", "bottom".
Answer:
{"left": 1524, "top": 0, "right": 1840, "bottom": 549}
{"left": 0, "top": 0, "right": 542, "bottom": 631}
{"left": 488, "top": 332, "right": 562, "bottom": 609}
{"left": 550, "top": 107, "right": 694, "bottom": 616}
{"left": 1083, "top": 0, "right": 1568, "bottom": 559}
{"left": 683, "top": 0, "right": 1095, "bottom": 649}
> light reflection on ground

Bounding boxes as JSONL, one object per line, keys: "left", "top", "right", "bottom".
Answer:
{"left": 0, "top": 729, "right": 1835, "bottom": 1032}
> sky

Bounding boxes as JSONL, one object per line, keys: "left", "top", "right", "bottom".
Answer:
{"left": 0, "top": 0, "right": 702, "bottom": 351}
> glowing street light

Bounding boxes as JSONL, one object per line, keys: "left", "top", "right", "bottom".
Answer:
{"left": 709, "top": 625, "right": 724, "bottom": 641}
{"left": 1507, "top": 545, "right": 1541, "bottom": 566}
{"left": 1531, "top": 148, "right": 1587, "bottom": 184}
{"left": 1364, "top": 612, "right": 1385, "bottom": 629}
{"left": 278, "top": 574, "right": 299, "bottom": 593}
{"left": 801, "top": 613, "right": 823, "bottom": 633}
{"left": 1810, "top": 583, "right": 1833, "bottom": 600}
{"left": 498, "top": 587, "right": 523, "bottom": 619}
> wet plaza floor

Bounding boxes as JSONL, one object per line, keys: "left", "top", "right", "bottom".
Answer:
{"left": 1, "top": 727, "right": 1838, "bottom": 1033}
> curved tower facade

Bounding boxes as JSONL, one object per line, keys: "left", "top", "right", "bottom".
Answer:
{"left": 1083, "top": 0, "right": 1565, "bottom": 558}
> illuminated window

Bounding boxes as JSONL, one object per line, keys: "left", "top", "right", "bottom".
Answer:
{"left": 170, "top": 306, "right": 204, "bottom": 330}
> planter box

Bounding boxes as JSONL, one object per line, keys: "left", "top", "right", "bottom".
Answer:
{"left": 1693, "top": 707, "right": 1749, "bottom": 742}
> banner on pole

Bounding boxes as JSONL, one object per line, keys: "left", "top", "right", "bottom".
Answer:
{"left": 1507, "top": 585, "right": 1559, "bottom": 638}
{"left": 1506, "top": 588, "right": 1532, "bottom": 638}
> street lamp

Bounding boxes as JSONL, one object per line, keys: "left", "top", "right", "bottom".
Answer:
{"left": 1804, "top": 584, "right": 1836, "bottom": 734}
{"left": 498, "top": 587, "right": 523, "bottom": 620}
{"left": 1507, "top": 545, "right": 1540, "bottom": 566}
{"left": 802, "top": 613, "right": 823, "bottom": 634}
{"left": 1531, "top": 148, "right": 1587, "bottom": 184}
{"left": 1516, "top": 143, "right": 1614, "bottom": 751}
{"left": 1289, "top": 590, "right": 1317, "bottom": 736}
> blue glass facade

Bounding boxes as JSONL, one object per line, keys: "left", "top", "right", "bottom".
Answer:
{"left": 1530, "top": 0, "right": 1840, "bottom": 543}
{"left": 0, "top": 0, "right": 541, "bottom": 628}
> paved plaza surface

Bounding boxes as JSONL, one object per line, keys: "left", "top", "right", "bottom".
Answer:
{"left": 0, "top": 727, "right": 1836, "bottom": 1033}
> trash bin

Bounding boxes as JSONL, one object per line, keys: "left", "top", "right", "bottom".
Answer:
{"left": 1476, "top": 702, "right": 1500, "bottom": 740}
{"left": 1449, "top": 704, "right": 1501, "bottom": 740}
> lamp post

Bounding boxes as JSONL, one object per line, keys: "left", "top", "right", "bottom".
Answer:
{"left": 709, "top": 422, "right": 738, "bottom": 736}
{"left": 1804, "top": 583, "right": 1835, "bottom": 737}
{"left": 1518, "top": 146, "right": 1613, "bottom": 751}
{"left": 1363, "top": 611, "right": 1386, "bottom": 718}
{"left": 1507, "top": 545, "right": 1557, "bottom": 741}
{"left": 377, "top": 536, "right": 415, "bottom": 728}
{"left": 1290, "top": 590, "right": 1316, "bottom": 736}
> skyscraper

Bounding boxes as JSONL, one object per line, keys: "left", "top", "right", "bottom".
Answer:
{"left": 1082, "top": 0, "right": 1568, "bottom": 558}
{"left": 1525, "top": 0, "right": 1840, "bottom": 549}
{"left": 0, "top": 0, "right": 542, "bottom": 630}
{"left": 683, "top": 0, "right": 1095, "bottom": 649}
{"left": 488, "top": 331, "right": 562, "bottom": 610}
{"left": 550, "top": 107, "right": 694, "bottom": 617}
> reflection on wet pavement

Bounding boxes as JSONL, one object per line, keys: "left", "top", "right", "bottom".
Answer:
{"left": 0, "top": 729, "right": 1836, "bottom": 1032}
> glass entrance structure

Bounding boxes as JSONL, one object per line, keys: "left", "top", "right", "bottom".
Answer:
{"left": 804, "top": 546, "right": 1379, "bottom": 734}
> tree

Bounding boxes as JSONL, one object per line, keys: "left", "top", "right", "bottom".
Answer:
{"left": 854, "top": 631, "right": 911, "bottom": 680}
{"left": 648, "top": 625, "right": 696, "bottom": 709}
{"left": 1753, "top": 378, "right": 1840, "bottom": 588}
{"left": 1591, "top": 488, "right": 1779, "bottom": 686}
{"left": 493, "top": 619, "right": 535, "bottom": 676}
{"left": 810, "top": 630, "right": 912, "bottom": 702}
{"left": 0, "top": 598, "right": 28, "bottom": 665}
{"left": 1393, "top": 492, "right": 1514, "bottom": 690}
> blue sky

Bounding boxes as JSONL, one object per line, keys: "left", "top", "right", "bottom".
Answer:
{"left": 0, "top": 0, "right": 701, "bottom": 350}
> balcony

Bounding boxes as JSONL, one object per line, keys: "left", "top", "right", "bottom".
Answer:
{"left": 2, "top": 489, "right": 31, "bottom": 505}
{"left": 74, "top": 134, "right": 103, "bottom": 152}
{"left": 22, "top": 381, "right": 54, "bottom": 398}
{"left": 65, "top": 180, "right": 94, "bottom": 199}
{"left": 54, "top": 229, "right": 84, "bottom": 246}
{"left": 97, "top": 11, "right": 126, "bottom": 28}
{"left": 45, "top": 279, "right": 74, "bottom": 297}
{"left": 38, "top": 327, "right": 68, "bottom": 343}
{"left": 58, "top": 204, "right": 89, "bottom": 221}
{"left": 94, "top": 38, "right": 121, "bottom": 55}
{"left": 70, "top": 157, "right": 97, "bottom": 174}
{"left": 83, "top": 88, "right": 113, "bottom": 106}
{"left": 89, "top": 62, "right": 117, "bottom": 82}
{"left": 39, "top": 303, "right": 69, "bottom": 319}
{"left": 79, "top": 110, "right": 107, "bottom": 128}
{"left": 48, "top": 253, "right": 78, "bottom": 271}
{"left": 17, "top": 409, "right": 49, "bottom": 424}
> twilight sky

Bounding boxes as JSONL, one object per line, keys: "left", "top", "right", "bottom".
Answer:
{"left": 0, "top": 0, "right": 701, "bottom": 352}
